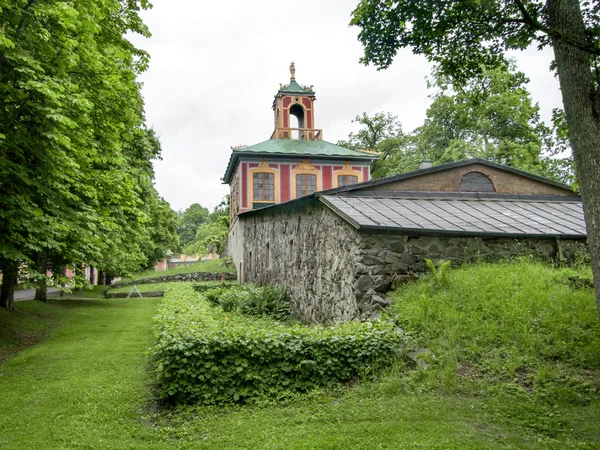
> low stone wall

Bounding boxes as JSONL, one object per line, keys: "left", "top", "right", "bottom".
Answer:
{"left": 354, "top": 234, "right": 588, "bottom": 302}
{"left": 111, "top": 271, "right": 236, "bottom": 288}
{"left": 105, "top": 291, "right": 165, "bottom": 298}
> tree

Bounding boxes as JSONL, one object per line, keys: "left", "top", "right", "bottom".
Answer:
{"left": 414, "top": 62, "right": 572, "bottom": 182}
{"left": 183, "top": 196, "right": 230, "bottom": 257}
{"left": 351, "top": 0, "right": 600, "bottom": 318}
{"left": 177, "top": 203, "right": 211, "bottom": 249}
{"left": 337, "top": 112, "right": 416, "bottom": 178}
{"left": 0, "top": 0, "right": 156, "bottom": 309}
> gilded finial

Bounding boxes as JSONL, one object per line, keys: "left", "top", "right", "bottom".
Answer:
{"left": 290, "top": 61, "right": 296, "bottom": 81}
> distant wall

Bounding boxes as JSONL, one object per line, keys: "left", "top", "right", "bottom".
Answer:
{"left": 363, "top": 163, "right": 573, "bottom": 196}
{"left": 111, "top": 271, "right": 236, "bottom": 288}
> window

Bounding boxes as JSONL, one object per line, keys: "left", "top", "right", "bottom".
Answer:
{"left": 253, "top": 173, "right": 275, "bottom": 201}
{"left": 337, "top": 175, "right": 358, "bottom": 187}
{"left": 459, "top": 172, "right": 495, "bottom": 192}
{"left": 296, "top": 174, "right": 317, "bottom": 197}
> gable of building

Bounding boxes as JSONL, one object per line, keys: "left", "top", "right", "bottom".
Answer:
{"left": 326, "top": 159, "right": 574, "bottom": 197}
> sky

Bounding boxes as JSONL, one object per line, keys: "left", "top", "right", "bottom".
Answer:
{"left": 129, "top": 0, "right": 565, "bottom": 212}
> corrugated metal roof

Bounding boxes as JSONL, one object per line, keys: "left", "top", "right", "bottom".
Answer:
{"left": 320, "top": 195, "right": 586, "bottom": 238}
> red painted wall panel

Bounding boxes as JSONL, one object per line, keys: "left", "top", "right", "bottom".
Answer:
{"left": 323, "top": 165, "right": 333, "bottom": 189}
{"left": 269, "top": 164, "right": 278, "bottom": 169}
{"left": 301, "top": 98, "right": 311, "bottom": 108}
{"left": 241, "top": 163, "right": 248, "bottom": 208}
{"left": 363, "top": 166, "right": 369, "bottom": 181}
{"left": 283, "top": 97, "right": 292, "bottom": 108}
{"left": 281, "top": 164, "right": 290, "bottom": 202}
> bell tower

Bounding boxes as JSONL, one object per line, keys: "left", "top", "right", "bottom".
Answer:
{"left": 272, "top": 62, "right": 321, "bottom": 141}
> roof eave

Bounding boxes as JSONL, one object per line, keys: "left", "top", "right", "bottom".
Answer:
{"left": 222, "top": 149, "right": 377, "bottom": 184}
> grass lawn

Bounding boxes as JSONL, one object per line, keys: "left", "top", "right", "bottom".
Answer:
{"left": 125, "top": 258, "right": 235, "bottom": 283}
{"left": 107, "top": 280, "right": 226, "bottom": 295}
{"left": 0, "top": 263, "right": 598, "bottom": 449}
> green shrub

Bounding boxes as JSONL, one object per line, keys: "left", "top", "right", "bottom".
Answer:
{"left": 203, "top": 284, "right": 290, "bottom": 320}
{"left": 151, "top": 284, "right": 405, "bottom": 405}
{"left": 191, "top": 282, "right": 236, "bottom": 295}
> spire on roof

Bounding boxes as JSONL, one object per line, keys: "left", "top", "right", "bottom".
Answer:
{"left": 290, "top": 61, "right": 296, "bottom": 81}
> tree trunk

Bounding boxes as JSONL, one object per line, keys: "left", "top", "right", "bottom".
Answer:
{"left": 34, "top": 251, "right": 48, "bottom": 302}
{"left": 548, "top": 0, "right": 600, "bottom": 319}
{"left": 0, "top": 259, "right": 18, "bottom": 311}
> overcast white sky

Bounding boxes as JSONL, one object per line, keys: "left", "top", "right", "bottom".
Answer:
{"left": 129, "top": 0, "right": 565, "bottom": 212}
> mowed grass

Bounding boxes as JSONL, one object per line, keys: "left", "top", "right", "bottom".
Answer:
{"left": 0, "top": 264, "right": 599, "bottom": 449}
{"left": 107, "top": 280, "right": 226, "bottom": 294}
{"left": 126, "top": 258, "right": 235, "bottom": 283}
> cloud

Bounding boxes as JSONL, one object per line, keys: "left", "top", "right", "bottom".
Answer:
{"left": 129, "top": 0, "right": 563, "bottom": 211}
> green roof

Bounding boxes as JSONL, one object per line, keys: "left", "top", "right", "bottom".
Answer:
{"left": 223, "top": 139, "right": 377, "bottom": 183}
{"left": 278, "top": 80, "right": 314, "bottom": 95}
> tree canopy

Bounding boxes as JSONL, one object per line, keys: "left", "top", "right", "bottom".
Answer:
{"left": 350, "top": 0, "right": 600, "bottom": 317}
{"left": 340, "top": 62, "right": 573, "bottom": 182}
{"left": 0, "top": 0, "right": 175, "bottom": 309}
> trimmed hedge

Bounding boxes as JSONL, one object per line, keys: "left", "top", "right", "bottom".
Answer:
{"left": 152, "top": 284, "right": 405, "bottom": 405}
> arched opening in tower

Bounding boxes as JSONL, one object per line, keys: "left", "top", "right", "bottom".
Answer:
{"left": 289, "top": 104, "right": 305, "bottom": 140}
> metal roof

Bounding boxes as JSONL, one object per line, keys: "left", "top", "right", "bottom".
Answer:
{"left": 222, "top": 139, "right": 376, "bottom": 183}
{"left": 320, "top": 194, "right": 586, "bottom": 239}
{"left": 278, "top": 80, "right": 314, "bottom": 95}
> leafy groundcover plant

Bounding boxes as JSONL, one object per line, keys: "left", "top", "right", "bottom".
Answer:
{"left": 152, "top": 284, "right": 405, "bottom": 405}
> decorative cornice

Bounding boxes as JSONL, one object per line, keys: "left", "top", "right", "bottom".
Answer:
{"left": 294, "top": 159, "right": 319, "bottom": 172}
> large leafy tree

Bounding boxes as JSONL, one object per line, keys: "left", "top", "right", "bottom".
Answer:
{"left": 177, "top": 203, "right": 211, "bottom": 250}
{"left": 414, "top": 62, "right": 573, "bottom": 183}
{"left": 351, "top": 0, "right": 600, "bottom": 318}
{"left": 337, "top": 112, "right": 416, "bottom": 178}
{"left": 183, "top": 196, "right": 231, "bottom": 257}
{"left": 0, "top": 0, "right": 158, "bottom": 309}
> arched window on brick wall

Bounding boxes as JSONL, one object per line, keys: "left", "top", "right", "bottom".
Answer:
{"left": 459, "top": 172, "right": 495, "bottom": 192}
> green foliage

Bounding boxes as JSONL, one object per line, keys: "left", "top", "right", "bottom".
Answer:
{"left": 1, "top": 283, "right": 599, "bottom": 447}
{"left": 204, "top": 284, "right": 290, "bottom": 320}
{"left": 181, "top": 196, "right": 230, "bottom": 256}
{"left": 191, "top": 282, "right": 237, "bottom": 294}
{"left": 392, "top": 261, "right": 600, "bottom": 404}
{"left": 337, "top": 112, "right": 416, "bottom": 179}
{"left": 177, "top": 203, "right": 210, "bottom": 249}
{"left": 413, "top": 63, "right": 573, "bottom": 183}
{"left": 0, "top": 0, "right": 175, "bottom": 306}
{"left": 151, "top": 284, "right": 405, "bottom": 405}
{"left": 425, "top": 258, "right": 451, "bottom": 287}
{"left": 339, "top": 63, "right": 575, "bottom": 183}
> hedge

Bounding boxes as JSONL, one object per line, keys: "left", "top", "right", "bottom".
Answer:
{"left": 151, "top": 284, "right": 405, "bottom": 405}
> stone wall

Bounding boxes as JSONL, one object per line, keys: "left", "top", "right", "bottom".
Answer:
{"left": 363, "top": 163, "right": 573, "bottom": 196}
{"left": 111, "top": 271, "right": 236, "bottom": 288}
{"left": 239, "top": 198, "right": 360, "bottom": 324}
{"left": 354, "top": 234, "right": 588, "bottom": 300}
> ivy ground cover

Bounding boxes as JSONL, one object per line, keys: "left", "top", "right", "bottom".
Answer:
{"left": 151, "top": 283, "right": 405, "bottom": 405}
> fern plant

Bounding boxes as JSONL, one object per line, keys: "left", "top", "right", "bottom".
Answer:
{"left": 425, "top": 258, "right": 451, "bottom": 287}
